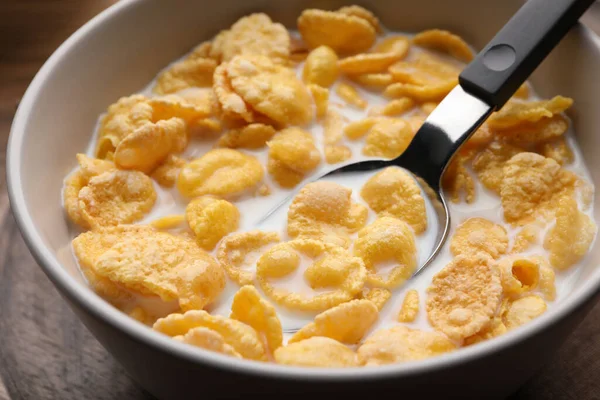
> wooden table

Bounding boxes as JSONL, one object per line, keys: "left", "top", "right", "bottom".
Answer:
{"left": 1, "top": 1, "right": 600, "bottom": 399}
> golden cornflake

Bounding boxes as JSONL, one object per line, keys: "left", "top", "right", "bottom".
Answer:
{"left": 344, "top": 117, "right": 380, "bottom": 140}
{"left": 185, "top": 196, "right": 240, "bottom": 250}
{"left": 537, "top": 136, "right": 574, "bottom": 166}
{"left": 350, "top": 73, "right": 393, "bottom": 89}
{"left": 288, "top": 299, "right": 378, "bottom": 344}
{"left": 472, "top": 141, "right": 525, "bottom": 194}
{"left": 217, "top": 230, "right": 280, "bottom": 286}
{"left": 267, "top": 128, "right": 321, "bottom": 188}
{"left": 212, "top": 63, "right": 257, "bottom": 123}
{"left": 499, "top": 256, "right": 540, "bottom": 298}
{"left": 297, "top": 9, "right": 376, "bottom": 55}
{"left": 426, "top": 253, "right": 502, "bottom": 340}
{"left": 412, "top": 29, "right": 474, "bottom": 62}
{"left": 369, "top": 98, "right": 415, "bottom": 117}
{"left": 302, "top": 46, "right": 339, "bottom": 88}
{"left": 503, "top": 295, "right": 547, "bottom": 330}
{"left": 361, "top": 167, "right": 427, "bottom": 234}
{"left": 216, "top": 123, "right": 276, "bottom": 149}
{"left": 308, "top": 84, "right": 329, "bottom": 119}
{"left": 339, "top": 50, "right": 408, "bottom": 75}
{"left": 174, "top": 327, "right": 242, "bottom": 358}
{"left": 441, "top": 156, "right": 476, "bottom": 204}
{"left": 511, "top": 224, "right": 541, "bottom": 253}
{"left": 149, "top": 94, "right": 212, "bottom": 124}
{"left": 274, "top": 337, "right": 359, "bottom": 367}
{"left": 488, "top": 96, "right": 573, "bottom": 130}
{"left": 357, "top": 325, "right": 456, "bottom": 366}
{"left": 151, "top": 154, "right": 187, "bottom": 188}
{"left": 397, "top": 289, "right": 420, "bottom": 323}
{"left": 363, "top": 118, "right": 414, "bottom": 158}
{"left": 177, "top": 149, "right": 264, "bottom": 199}
{"left": 153, "top": 58, "right": 217, "bottom": 95}
{"left": 335, "top": 82, "right": 367, "bottom": 109}
{"left": 358, "top": 288, "right": 392, "bottom": 311}
{"left": 354, "top": 217, "right": 418, "bottom": 289}
{"left": 323, "top": 109, "right": 352, "bottom": 164}
{"left": 543, "top": 195, "right": 596, "bottom": 270}
{"left": 450, "top": 218, "right": 508, "bottom": 259}
{"left": 150, "top": 215, "right": 186, "bottom": 230}
{"left": 230, "top": 285, "right": 283, "bottom": 353}
{"left": 337, "top": 5, "right": 382, "bottom": 33}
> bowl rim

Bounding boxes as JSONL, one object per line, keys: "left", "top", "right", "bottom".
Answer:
{"left": 7, "top": 0, "right": 600, "bottom": 380}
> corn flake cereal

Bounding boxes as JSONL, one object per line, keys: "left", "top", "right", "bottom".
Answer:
{"left": 412, "top": 29, "right": 474, "bottom": 62}
{"left": 217, "top": 230, "right": 280, "bottom": 285}
{"left": 287, "top": 181, "right": 368, "bottom": 247}
{"left": 151, "top": 154, "right": 187, "bottom": 188}
{"left": 363, "top": 118, "right": 414, "bottom": 158}
{"left": 185, "top": 196, "right": 240, "bottom": 250}
{"left": 354, "top": 217, "right": 417, "bottom": 289}
{"left": 450, "top": 218, "right": 508, "bottom": 259}
{"left": 426, "top": 254, "right": 502, "bottom": 340}
{"left": 338, "top": 47, "right": 408, "bottom": 75}
{"left": 441, "top": 156, "right": 476, "bottom": 204}
{"left": 350, "top": 73, "right": 393, "bottom": 89}
{"left": 216, "top": 123, "right": 276, "bottom": 149}
{"left": 472, "top": 141, "right": 525, "bottom": 194}
{"left": 369, "top": 98, "right": 414, "bottom": 117}
{"left": 230, "top": 285, "right": 283, "bottom": 352}
{"left": 495, "top": 116, "right": 569, "bottom": 145}
{"left": 499, "top": 256, "right": 540, "bottom": 298}
{"left": 153, "top": 310, "right": 267, "bottom": 360}
{"left": 336, "top": 82, "right": 367, "bottom": 109}
{"left": 361, "top": 167, "right": 427, "bottom": 234}
{"left": 538, "top": 136, "right": 574, "bottom": 166}
{"left": 488, "top": 96, "right": 573, "bottom": 130}
{"left": 274, "top": 337, "right": 359, "bottom": 367}
{"left": 302, "top": 46, "right": 339, "bottom": 88}
{"left": 344, "top": 117, "right": 380, "bottom": 140}
{"left": 337, "top": 5, "right": 382, "bottom": 33}
{"left": 257, "top": 239, "right": 367, "bottom": 312}
{"left": 323, "top": 109, "right": 352, "bottom": 164}
{"left": 503, "top": 295, "right": 547, "bottom": 330}
{"left": 289, "top": 299, "right": 378, "bottom": 344}
{"left": 358, "top": 325, "right": 456, "bottom": 366}
{"left": 153, "top": 57, "right": 217, "bottom": 95}
{"left": 397, "top": 289, "right": 420, "bottom": 323}
{"left": 544, "top": 195, "right": 596, "bottom": 270}
{"left": 308, "top": 84, "right": 329, "bottom": 119}
{"left": 511, "top": 224, "right": 542, "bottom": 253}
{"left": 297, "top": 9, "right": 376, "bottom": 55}
{"left": 267, "top": 128, "right": 321, "bottom": 188}
{"left": 177, "top": 149, "right": 264, "bottom": 199}
{"left": 149, "top": 95, "right": 212, "bottom": 124}
{"left": 150, "top": 215, "right": 186, "bottom": 230}
{"left": 358, "top": 288, "right": 392, "bottom": 311}
{"left": 212, "top": 63, "right": 257, "bottom": 123}
{"left": 174, "top": 327, "right": 242, "bottom": 358}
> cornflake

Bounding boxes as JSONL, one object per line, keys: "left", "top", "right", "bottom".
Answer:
{"left": 256, "top": 239, "right": 367, "bottom": 312}
{"left": 274, "top": 337, "right": 359, "bottom": 367}
{"left": 302, "top": 46, "right": 339, "bottom": 88}
{"left": 78, "top": 170, "right": 156, "bottom": 227}
{"left": 287, "top": 181, "right": 368, "bottom": 247}
{"left": 499, "top": 256, "right": 541, "bottom": 298}
{"left": 503, "top": 295, "right": 547, "bottom": 330}
{"left": 297, "top": 9, "right": 376, "bottom": 55}
{"left": 173, "top": 327, "right": 242, "bottom": 358}
{"left": 185, "top": 196, "right": 240, "bottom": 250}
{"left": 441, "top": 156, "right": 476, "bottom": 204}
{"left": 450, "top": 218, "right": 508, "bottom": 259}
{"left": 488, "top": 96, "right": 573, "bottom": 130}
{"left": 354, "top": 217, "right": 418, "bottom": 289}
{"left": 397, "top": 289, "right": 420, "bottom": 323}
{"left": 543, "top": 195, "right": 596, "bottom": 270}
{"left": 537, "top": 136, "right": 574, "bottom": 166}
{"left": 338, "top": 37, "right": 409, "bottom": 75}
{"left": 412, "top": 29, "right": 474, "bottom": 62}
{"left": 511, "top": 224, "right": 541, "bottom": 253}
{"left": 363, "top": 118, "right": 414, "bottom": 158}
{"left": 177, "top": 149, "right": 264, "bottom": 199}
{"left": 149, "top": 95, "right": 212, "bottom": 124}
{"left": 472, "top": 141, "right": 525, "bottom": 194}
{"left": 361, "top": 167, "right": 428, "bottom": 234}
{"left": 350, "top": 73, "right": 393, "bottom": 89}
{"left": 308, "top": 84, "right": 329, "bottom": 119}
{"left": 216, "top": 123, "right": 276, "bottom": 149}
{"left": 337, "top": 5, "right": 382, "bottom": 33}
{"left": 358, "top": 325, "right": 456, "bottom": 366}
{"left": 336, "top": 83, "right": 367, "bottom": 109}
{"left": 369, "top": 98, "right": 414, "bottom": 117}
{"left": 230, "top": 285, "right": 283, "bottom": 353}
{"left": 153, "top": 310, "right": 267, "bottom": 361}
{"left": 494, "top": 116, "right": 569, "bottom": 145}
{"left": 217, "top": 230, "right": 280, "bottom": 286}
{"left": 267, "top": 128, "right": 321, "bottom": 188}
{"left": 426, "top": 253, "right": 502, "bottom": 340}
{"left": 323, "top": 109, "right": 352, "bottom": 164}
{"left": 212, "top": 63, "right": 257, "bottom": 123}
{"left": 150, "top": 215, "right": 186, "bottom": 230}
{"left": 153, "top": 57, "right": 217, "bottom": 95}
{"left": 289, "top": 299, "right": 378, "bottom": 344}
{"left": 358, "top": 288, "right": 392, "bottom": 311}
{"left": 151, "top": 154, "right": 187, "bottom": 188}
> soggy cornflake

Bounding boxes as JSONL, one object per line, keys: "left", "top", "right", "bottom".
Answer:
{"left": 153, "top": 57, "right": 217, "bottom": 95}
{"left": 287, "top": 181, "right": 368, "bottom": 247}
{"left": 336, "top": 83, "right": 368, "bottom": 109}
{"left": 153, "top": 310, "right": 267, "bottom": 361}
{"left": 350, "top": 73, "right": 393, "bottom": 89}
{"left": 538, "top": 262, "right": 557, "bottom": 301}
{"left": 511, "top": 224, "right": 541, "bottom": 253}
{"left": 537, "top": 136, "right": 574, "bottom": 165}
{"left": 302, "top": 46, "right": 339, "bottom": 88}
{"left": 297, "top": 9, "right": 376, "bottom": 55}
{"left": 358, "top": 288, "right": 392, "bottom": 311}
{"left": 177, "top": 149, "right": 264, "bottom": 199}
{"left": 149, "top": 95, "right": 212, "bottom": 124}
{"left": 361, "top": 167, "right": 427, "bottom": 234}
{"left": 216, "top": 123, "right": 276, "bottom": 149}
{"left": 95, "top": 95, "right": 153, "bottom": 159}
{"left": 338, "top": 42, "right": 409, "bottom": 75}
{"left": 337, "top": 5, "right": 382, "bottom": 33}
{"left": 185, "top": 196, "right": 240, "bottom": 250}
{"left": 289, "top": 299, "right": 378, "bottom": 344}
{"left": 78, "top": 170, "right": 156, "bottom": 227}
{"left": 212, "top": 63, "right": 258, "bottom": 123}
{"left": 503, "top": 295, "right": 547, "bottom": 330}
{"left": 217, "top": 230, "right": 280, "bottom": 285}
{"left": 274, "top": 337, "right": 359, "bottom": 367}
{"left": 450, "top": 218, "right": 508, "bottom": 259}
{"left": 344, "top": 117, "right": 380, "bottom": 140}
{"left": 441, "top": 156, "right": 476, "bottom": 204}
{"left": 369, "top": 98, "right": 414, "bottom": 117}
{"left": 114, "top": 118, "right": 188, "bottom": 174}
{"left": 150, "top": 215, "right": 186, "bottom": 230}
{"left": 363, "top": 118, "right": 414, "bottom": 158}
{"left": 354, "top": 217, "right": 417, "bottom": 289}
{"left": 256, "top": 239, "right": 367, "bottom": 312}
{"left": 472, "top": 141, "right": 525, "bottom": 194}
{"left": 543, "top": 195, "right": 596, "bottom": 270}
{"left": 151, "top": 154, "right": 187, "bottom": 188}
{"left": 230, "top": 285, "right": 283, "bottom": 353}
{"left": 412, "top": 29, "right": 474, "bottom": 62}
{"left": 501, "top": 153, "right": 578, "bottom": 225}
{"left": 323, "top": 109, "right": 352, "bottom": 164}
{"left": 308, "top": 84, "right": 329, "bottom": 119}
{"left": 499, "top": 256, "right": 541, "bottom": 298}
{"left": 463, "top": 317, "right": 507, "bottom": 346}
{"left": 488, "top": 96, "right": 573, "bottom": 130}
{"left": 397, "top": 289, "right": 420, "bottom": 323}
{"left": 358, "top": 325, "right": 456, "bottom": 366}
{"left": 267, "top": 128, "right": 321, "bottom": 188}
{"left": 426, "top": 253, "right": 502, "bottom": 340}
{"left": 174, "top": 327, "right": 242, "bottom": 358}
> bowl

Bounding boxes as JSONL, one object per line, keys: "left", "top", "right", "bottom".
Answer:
{"left": 7, "top": 0, "right": 600, "bottom": 398}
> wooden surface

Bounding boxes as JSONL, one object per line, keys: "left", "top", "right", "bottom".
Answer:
{"left": 1, "top": 1, "right": 600, "bottom": 399}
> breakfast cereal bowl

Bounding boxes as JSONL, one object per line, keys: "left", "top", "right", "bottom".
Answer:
{"left": 7, "top": 0, "right": 600, "bottom": 398}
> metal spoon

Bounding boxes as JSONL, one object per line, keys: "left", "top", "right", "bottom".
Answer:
{"left": 257, "top": 0, "right": 594, "bottom": 331}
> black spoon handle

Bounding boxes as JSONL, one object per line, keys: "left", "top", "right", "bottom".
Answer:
{"left": 459, "top": 0, "right": 595, "bottom": 109}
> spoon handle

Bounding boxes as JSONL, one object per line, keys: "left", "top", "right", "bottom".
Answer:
{"left": 459, "top": 0, "right": 595, "bottom": 109}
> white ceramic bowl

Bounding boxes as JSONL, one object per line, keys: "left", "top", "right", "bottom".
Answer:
{"left": 7, "top": 0, "right": 600, "bottom": 398}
